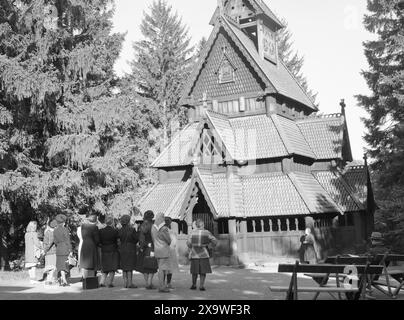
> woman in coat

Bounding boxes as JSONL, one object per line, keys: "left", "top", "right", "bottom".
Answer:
{"left": 136, "top": 210, "right": 157, "bottom": 289}
{"left": 24, "top": 221, "right": 43, "bottom": 284}
{"left": 53, "top": 214, "right": 72, "bottom": 286}
{"left": 303, "top": 228, "right": 318, "bottom": 264}
{"left": 99, "top": 216, "right": 119, "bottom": 288}
{"left": 118, "top": 215, "right": 138, "bottom": 288}
{"left": 79, "top": 214, "right": 100, "bottom": 278}
{"left": 43, "top": 219, "right": 58, "bottom": 285}
{"left": 164, "top": 217, "right": 179, "bottom": 289}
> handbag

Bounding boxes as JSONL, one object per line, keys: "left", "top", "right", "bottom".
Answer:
{"left": 82, "top": 277, "right": 99, "bottom": 290}
{"left": 143, "top": 255, "right": 158, "bottom": 270}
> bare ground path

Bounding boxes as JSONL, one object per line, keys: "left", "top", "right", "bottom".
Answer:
{"left": 0, "top": 265, "right": 403, "bottom": 300}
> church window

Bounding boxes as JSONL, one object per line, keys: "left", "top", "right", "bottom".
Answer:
{"left": 218, "top": 59, "right": 235, "bottom": 84}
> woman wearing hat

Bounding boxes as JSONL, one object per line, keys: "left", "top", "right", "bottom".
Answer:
{"left": 53, "top": 214, "right": 72, "bottom": 286}
{"left": 136, "top": 210, "right": 158, "bottom": 289}
{"left": 80, "top": 214, "right": 100, "bottom": 279}
{"left": 118, "top": 214, "right": 139, "bottom": 288}
{"left": 43, "top": 219, "right": 58, "bottom": 285}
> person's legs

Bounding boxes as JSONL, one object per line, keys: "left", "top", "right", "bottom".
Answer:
{"left": 60, "top": 270, "right": 68, "bottom": 285}
{"left": 143, "top": 273, "right": 148, "bottom": 286}
{"left": 199, "top": 274, "right": 206, "bottom": 290}
{"left": 127, "top": 271, "right": 137, "bottom": 288}
{"left": 100, "top": 272, "right": 107, "bottom": 287}
{"left": 28, "top": 267, "right": 36, "bottom": 281}
{"left": 167, "top": 273, "right": 173, "bottom": 288}
{"left": 107, "top": 272, "right": 115, "bottom": 287}
{"left": 122, "top": 271, "right": 128, "bottom": 288}
{"left": 190, "top": 274, "right": 198, "bottom": 289}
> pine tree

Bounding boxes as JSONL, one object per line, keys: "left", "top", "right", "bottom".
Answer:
{"left": 128, "top": 0, "right": 194, "bottom": 149}
{"left": 356, "top": 0, "right": 404, "bottom": 252}
{"left": 277, "top": 19, "right": 318, "bottom": 106}
{"left": 0, "top": 0, "right": 153, "bottom": 253}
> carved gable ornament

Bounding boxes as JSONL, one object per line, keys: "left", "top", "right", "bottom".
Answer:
{"left": 215, "top": 46, "right": 237, "bottom": 84}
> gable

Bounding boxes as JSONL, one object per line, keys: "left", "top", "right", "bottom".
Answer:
{"left": 190, "top": 30, "right": 266, "bottom": 102}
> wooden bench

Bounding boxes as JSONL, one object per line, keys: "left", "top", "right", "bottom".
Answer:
{"left": 269, "top": 261, "right": 384, "bottom": 300}
{"left": 371, "top": 254, "right": 404, "bottom": 299}
{"left": 323, "top": 253, "right": 404, "bottom": 299}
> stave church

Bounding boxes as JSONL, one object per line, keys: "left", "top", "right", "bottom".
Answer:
{"left": 137, "top": 0, "right": 376, "bottom": 265}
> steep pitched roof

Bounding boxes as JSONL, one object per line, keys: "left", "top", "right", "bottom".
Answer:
{"left": 206, "top": 111, "right": 316, "bottom": 161}
{"left": 313, "top": 170, "right": 364, "bottom": 212}
{"left": 288, "top": 172, "right": 343, "bottom": 214}
{"left": 241, "top": 172, "right": 310, "bottom": 217}
{"left": 297, "top": 115, "right": 345, "bottom": 160}
{"left": 151, "top": 122, "right": 201, "bottom": 168}
{"left": 137, "top": 180, "right": 191, "bottom": 219}
{"left": 181, "top": 15, "right": 316, "bottom": 110}
{"left": 342, "top": 165, "right": 368, "bottom": 203}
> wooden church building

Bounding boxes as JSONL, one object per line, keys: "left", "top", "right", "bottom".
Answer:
{"left": 138, "top": 0, "right": 375, "bottom": 265}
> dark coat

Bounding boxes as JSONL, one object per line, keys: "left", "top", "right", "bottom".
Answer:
{"left": 118, "top": 226, "right": 138, "bottom": 271}
{"left": 79, "top": 223, "right": 100, "bottom": 270}
{"left": 99, "top": 226, "right": 119, "bottom": 272}
{"left": 53, "top": 226, "right": 72, "bottom": 256}
{"left": 52, "top": 225, "right": 72, "bottom": 272}
{"left": 136, "top": 221, "right": 157, "bottom": 274}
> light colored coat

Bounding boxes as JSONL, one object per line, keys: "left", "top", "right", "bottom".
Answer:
{"left": 24, "top": 232, "right": 42, "bottom": 264}
{"left": 151, "top": 224, "right": 171, "bottom": 259}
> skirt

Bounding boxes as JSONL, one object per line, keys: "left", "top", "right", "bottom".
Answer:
{"left": 190, "top": 258, "right": 212, "bottom": 275}
{"left": 44, "top": 254, "right": 56, "bottom": 272}
{"left": 157, "top": 258, "right": 170, "bottom": 271}
{"left": 101, "top": 251, "right": 119, "bottom": 273}
{"left": 168, "top": 248, "right": 179, "bottom": 273}
{"left": 56, "top": 255, "right": 69, "bottom": 272}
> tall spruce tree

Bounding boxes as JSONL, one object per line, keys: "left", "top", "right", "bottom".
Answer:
{"left": 357, "top": 0, "right": 404, "bottom": 251}
{"left": 129, "top": 0, "right": 194, "bottom": 149}
{"left": 277, "top": 19, "right": 318, "bottom": 106}
{"left": 0, "top": 0, "right": 152, "bottom": 254}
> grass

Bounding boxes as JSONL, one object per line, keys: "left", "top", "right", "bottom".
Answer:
{"left": 0, "top": 270, "right": 30, "bottom": 282}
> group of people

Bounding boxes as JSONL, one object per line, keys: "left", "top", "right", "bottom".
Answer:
{"left": 24, "top": 210, "right": 218, "bottom": 292}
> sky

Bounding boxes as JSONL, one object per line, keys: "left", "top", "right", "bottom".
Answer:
{"left": 112, "top": 0, "right": 375, "bottom": 161}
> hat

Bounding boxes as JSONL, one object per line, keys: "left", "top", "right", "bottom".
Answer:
{"left": 144, "top": 210, "right": 154, "bottom": 222}
{"left": 371, "top": 232, "right": 383, "bottom": 241}
{"left": 87, "top": 214, "right": 97, "bottom": 224}
{"left": 120, "top": 215, "right": 131, "bottom": 226}
{"left": 50, "top": 220, "right": 58, "bottom": 228}
{"left": 55, "top": 214, "right": 67, "bottom": 224}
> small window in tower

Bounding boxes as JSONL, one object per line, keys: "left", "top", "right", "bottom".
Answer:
{"left": 218, "top": 59, "right": 235, "bottom": 84}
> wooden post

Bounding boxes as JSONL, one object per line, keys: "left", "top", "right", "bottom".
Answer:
{"left": 265, "top": 95, "right": 277, "bottom": 116}
{"left": 228, "top": 219, "right": 238, "bottom": 266}
{"left": 239, "top": 220, "right": 249, "bottom": 264}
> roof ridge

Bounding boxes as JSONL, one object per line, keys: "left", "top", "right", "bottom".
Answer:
{"left": 331, "top": 169, "right": 365, "bottom": 210}
{"left": 205, "top": 111, "right": 238, "bottom": 160}
{"left": 277, "top": 58, "right": 318, "bottom": 111}
{"left": 297, "top": 113, "right": 343, "bottom": 123}
{"left": 165, "top": 179, "right": 192, "bottom": 218}
{"left": 270, "top": 114, "right": 293, "bottom": 156}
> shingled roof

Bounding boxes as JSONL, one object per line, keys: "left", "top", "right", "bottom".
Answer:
{"left": 181, "top": 14, "right": 316, "bottom": 110}
{"left": 138, "top": 167, "right": 367, "bottom": 220}
{"left": 138, "top": 180, "right": 191, "bottom": 220}
{"left": 297, "top": 115, "right": 345, "bottom": 160}
{"left": 151, "top": 111, "right": 349, "bottom": 168}
{"left": 151, "top": 122, "right": 200, "bottom": 168}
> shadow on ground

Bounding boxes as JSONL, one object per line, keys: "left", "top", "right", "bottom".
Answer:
{"left": 0, "top": 266, "right": 403, "bottom": 300}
